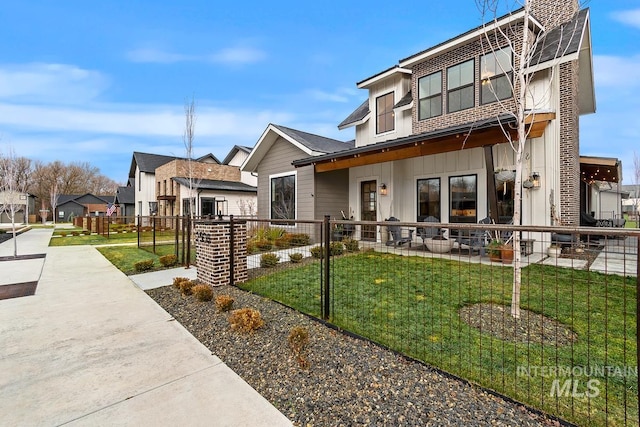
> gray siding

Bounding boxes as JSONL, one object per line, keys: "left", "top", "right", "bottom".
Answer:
{"left": 256, "top": 137, "right": 314, "bottom": 222}
{"left": 314, "top": 170, "right": 349, "bottom": 220}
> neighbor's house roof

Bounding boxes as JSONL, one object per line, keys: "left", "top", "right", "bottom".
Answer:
{"left": 114, "top": 186, "right": 135, "bottom": 205}
{"left": 56, "top": 194, "right": 112, "bottom": 207}
{"left": 172, "top": 177, "right": 257, "bottom": 193}
{"left": 222, "top": 145, "right": 253, "bottom": 165}
{"left": 128, "top": 152, "right": 177, "bottom": 177}
{"left": 242, "top": 124, "right": 354, "bottom": 173}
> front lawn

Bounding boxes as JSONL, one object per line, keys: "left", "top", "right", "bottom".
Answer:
{"left": 97, "top": 245, "right": 191, "bottom": 275}
{"left": 239, "top": 251, "right": 638, "bottom": 426}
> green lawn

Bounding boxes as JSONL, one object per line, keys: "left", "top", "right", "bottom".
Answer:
{"left": 50, "top": 229, "right": 178, "bottom": 246}
{"left": 97, "top": 245, "right": 194, "bottom": 275}
{"left": 239, "top": 251, "right": 638, "bottom": 426}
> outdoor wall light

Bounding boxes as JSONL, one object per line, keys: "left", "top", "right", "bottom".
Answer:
{"left": 379, "top": 183, "right": 388, "bottom": 196}
{"left": 531, "top": 172, "right": 541, "bottom": 189}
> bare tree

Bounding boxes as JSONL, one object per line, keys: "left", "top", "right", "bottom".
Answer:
{"left": 0, "top": 146, "right": 32, "bottom": 257}
{"left": 476, "top": 0, "right": 583, "bottom": 318}
{"left": 633, "top": 151, "right": 640, "bottom": 222}
{"left": 183, "top": 95, "right": 198, "bottom": 218}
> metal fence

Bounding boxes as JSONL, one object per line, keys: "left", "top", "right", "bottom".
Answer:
{"left": 236, "top": 217, "right": 639, "bottom": 427}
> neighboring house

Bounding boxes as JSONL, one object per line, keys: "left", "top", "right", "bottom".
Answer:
{"left": 154, "top": 158, "right": 254, "bottom": 217}
{"left": 621, "top": 184, "right": 640, "bottom": 217}
{"left": 0, "top": 191, "right": 36, "bottom": 224}
{"left": 275, "top": 0, "right": 621, "bottom": 249}
{"left": 223, "top": 145, "right": 257, "bottom": 187}
{"left": 241, "top": 124, "right": 354, "bottom": 231}
{"left": 580, "top": 156, "right": 625, "bottom": 220}
{"left": 55, "top": 194, "right": 113, "bottom": 221}
{"left": 113, "top": 179, "right": 135, "bottom": 218}
{"left": 128, "top": 151, "right": 220, "bottom": 217}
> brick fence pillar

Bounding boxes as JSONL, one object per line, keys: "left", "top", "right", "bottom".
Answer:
{"left": 194, "top": 221, "right": 247, "bottom": 287}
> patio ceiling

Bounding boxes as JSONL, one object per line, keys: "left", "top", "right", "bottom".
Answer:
{"left": 295, "top": 113, "right": 554, "bottom": 173}
{"left": 580, "top": 156, "right": 621, "bottom": 184}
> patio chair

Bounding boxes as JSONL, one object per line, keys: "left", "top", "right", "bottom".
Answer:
{"left": 416, "top": 216, "right": 442, "bottom": 248}
{"left": 385, "top": 217, "right": 414, "bottom": 247}
{"left": 455, "top": 217, "right": 491, "bottom": 255}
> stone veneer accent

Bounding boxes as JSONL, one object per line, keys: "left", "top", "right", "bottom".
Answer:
{"left": 194, "top": 221, "right": 247, "bottom": 287}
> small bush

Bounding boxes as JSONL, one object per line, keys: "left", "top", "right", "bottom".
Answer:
{"left": 330, "top": 241, "right": 344, "bottom": 256}
{"left": 255, "top": 239, "right": 272, "bottom": 251}
{"left": 229, "top": 308, "right": 264, "bottom": 333}
{"left": 215, "top": 295, "right": 235, "bottom": 312}
{"left": 159, "top": 254, "right": 178, "bottom": 267}
{"left": 179, "top": 279, "right": 197, "bottom": 296}
{"left": 289, "top": 252, "right": 303, "bottom": 263}
{"left": 260, "top": 253, "right": 280, "bottom": 268}
{"left": 247, "top": 241, "right": 258, "bottom": 254}
{"left": 60, "top": 232, "right": 67, "bottom": 237}
{"left": 288, "top": 326, "right": 310, "bottom": 369}
{"left": 71, "top": 231, "right": 79, "bottom": 236}
{"left": 173, "top": 277, "right": 189, "bottom": 289}
{"left": 289, "top": 233, "right": 311, "bottom": 246}
{"left": 310, "top": 245, "right": 323, "bottom": 259}
{"left": 343, "top": 238, "right": 360, "bottom": 252}
{"left": 134, "top": 259, "right": 154, "bottom": 272}
{"left": 192, "top": 284, "right": 213, "bottom": 301}
{"left": 274, "top": 235, "right": 291, "bottom": 248}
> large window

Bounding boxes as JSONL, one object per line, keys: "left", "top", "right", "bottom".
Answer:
{"left": 447, "top": 59, "right": 474, "bottom": 113}
{"left": 418, "top": 72, "right": 442, "bottom": 120}
{"left": 417, "top": 178, "right": 441, "bottom": 219}
{"left": 376, "top": 92, "right": 395, "bottom": 134}
{"left": 480, "top": 48, "right": 512, "bottom": 104}
{"left": 449, "top": 175, "right": 477, "bottom": 223}
{"left": 271, "top": 173, "right": 296, "bottom": 220}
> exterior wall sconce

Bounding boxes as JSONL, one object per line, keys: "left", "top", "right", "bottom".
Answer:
{"left": 379, "top": 183, "right": 388, "bottom": 196}
{"left": 523, "top": 172, "right": 541, "bottom": 190}
{"left": 531, "top": 172, "right": 541, "bottom": 189}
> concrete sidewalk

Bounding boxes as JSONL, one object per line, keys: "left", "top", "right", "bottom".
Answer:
{"left": 0, "top": 228, "right": 291, "bottom": 426}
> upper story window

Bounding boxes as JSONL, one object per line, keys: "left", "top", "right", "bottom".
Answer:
{"left": 480, "top": 48, "right": 513, "bottom": 104}
{"left": 447, "top": 59, "right": 474, "bottom": 113}
{"left": 376, "top": 92, "right": 395, "bottom": 134}
{"left": 418, "top": 72, "right": 442, "bottom": 120}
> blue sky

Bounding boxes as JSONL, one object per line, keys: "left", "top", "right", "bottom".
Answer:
{"left": 1, "top": 1, "right": 639, "bottom": 184}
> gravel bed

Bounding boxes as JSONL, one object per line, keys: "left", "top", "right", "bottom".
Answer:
{"left": 147, "top": 285, "right": 562, "bottom": 426}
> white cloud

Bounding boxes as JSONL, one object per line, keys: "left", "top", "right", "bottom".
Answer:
{"left": 0, "top": 63, "right": 108, "bottom": 103}
{"left": 306, "top": 87, "right": 359, "bottom": 103}
{"left": 611, "top": 9, "right": 640, "bottom": 29}
{"left": 593, "top": 54, "right": 640, "bottom": 88}
{"left": 126, "top": 46, "right": 267, "bottom": 65}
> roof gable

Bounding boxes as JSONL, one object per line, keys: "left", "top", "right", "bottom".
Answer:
{"left": 242, "top": 124, "right": 353, "bottom": 172}
{"left": 222, "top": 145, "right": 252, "bottom": 165}
{"left": 129, "top": 152, "right": 178, "bottom": 177}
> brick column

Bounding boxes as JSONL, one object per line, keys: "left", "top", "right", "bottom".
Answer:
{"left": 558, "top": 60, "right": 580, "bottom": 226}
{"left": 195, "top": 222, "right": 247, "bottom": 287}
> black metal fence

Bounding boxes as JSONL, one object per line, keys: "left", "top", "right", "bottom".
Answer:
{"left": 235, "top": 217, "right": 639, "bottom": 427}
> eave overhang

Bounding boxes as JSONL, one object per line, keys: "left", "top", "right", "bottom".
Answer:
{"left": 357, "top": 66, "right": 412, "bottom": 89}
{"left": 580, "top": 156, "right": 621, "bottom": 184}
{"left": 294, "top": 113, "right": 555, "bottom": 173}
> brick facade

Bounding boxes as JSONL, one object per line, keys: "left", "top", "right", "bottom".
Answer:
{"left": 194, "top": 222, "right": 247, "bottom": 287}
{"left": 155, "top": 160, "right": 241, "bottom": 216}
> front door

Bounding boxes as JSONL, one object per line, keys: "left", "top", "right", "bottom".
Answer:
{"left": 360, "top": 180, "right": 377, "bottom": 241}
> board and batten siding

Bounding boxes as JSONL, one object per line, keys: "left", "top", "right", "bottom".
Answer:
{"left": 256, "top": 137, "right": 315, "bottom": 222}
{"left": 314, "top": 169, "right": 350, "bottom": 221}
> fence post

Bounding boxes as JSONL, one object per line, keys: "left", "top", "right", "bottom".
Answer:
{"left": 229, "top": 215, "right": 235, "bottom": 286}
{"left": 174, "top": 215, "right": 179, "bottom": 259}
{"left": 137, "top": 215, "right": 141, "bottom": 248}
{"left": 152, "top": 215, "right": 156, "bottom": 254}
{"left": 637, "top": 237, "right": 640, "bottom": 421}
{"left": 323, "top": 215, "right": 331, "bottom": 320}
{"left": 185, "top": 216, "right": 191, "bottom": 269}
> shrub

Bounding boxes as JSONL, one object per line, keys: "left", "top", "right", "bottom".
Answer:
{"left": 289, "top": 252, "right": 303, "bottom": 263}
{"left": 71, "top": 231, "right": 79, "bottom": 236}
{"left": 265, "top": 227, "right": 286, "bottom": 241}
{"left": 173, "top": 277, "right": 189, "bottom": 289}
{"left": 343, "top": 238, "right": 360, "bottom": 252}
{"left": 215, "top": 295, "right": 235, "bottom": 312}
{"left": 289, "top": 233, "right": 311, "bottom": 246}
{"left": 260, "top": 253, "right": 280, "bottom": 268}
{"left": 60, "top": 232, "right": 67, "bottom": 237}
{"left": 229, "top": 308, "right": 264, "bottom": 333}
{"left": 310, "top": 245, "right": 323, "bottom": 259}
{"left": 330, "top": 241, "right": 344, "bottom": 256}
{"left": 255, "top": 239, "right": 272, "bottom": 251}
{"left": 192, "top": 284, "right": 213, "bottom": 301}
{"left": 288, "top": 326, "right": 310, "bottom": 369}
{"left": 134, "top": 259, "right": 154, "bottom": 272}
{"left": 179, "top": 279, "right": 197, "bottom": 296}
{"left": 159, "top": 254, "right": 178, "bottom": 267}
{"left": 274, "top": 235, "right": 291, "bottom": 248}
{"left": 247, "top": 241, "right": 258, "bottom": 254}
